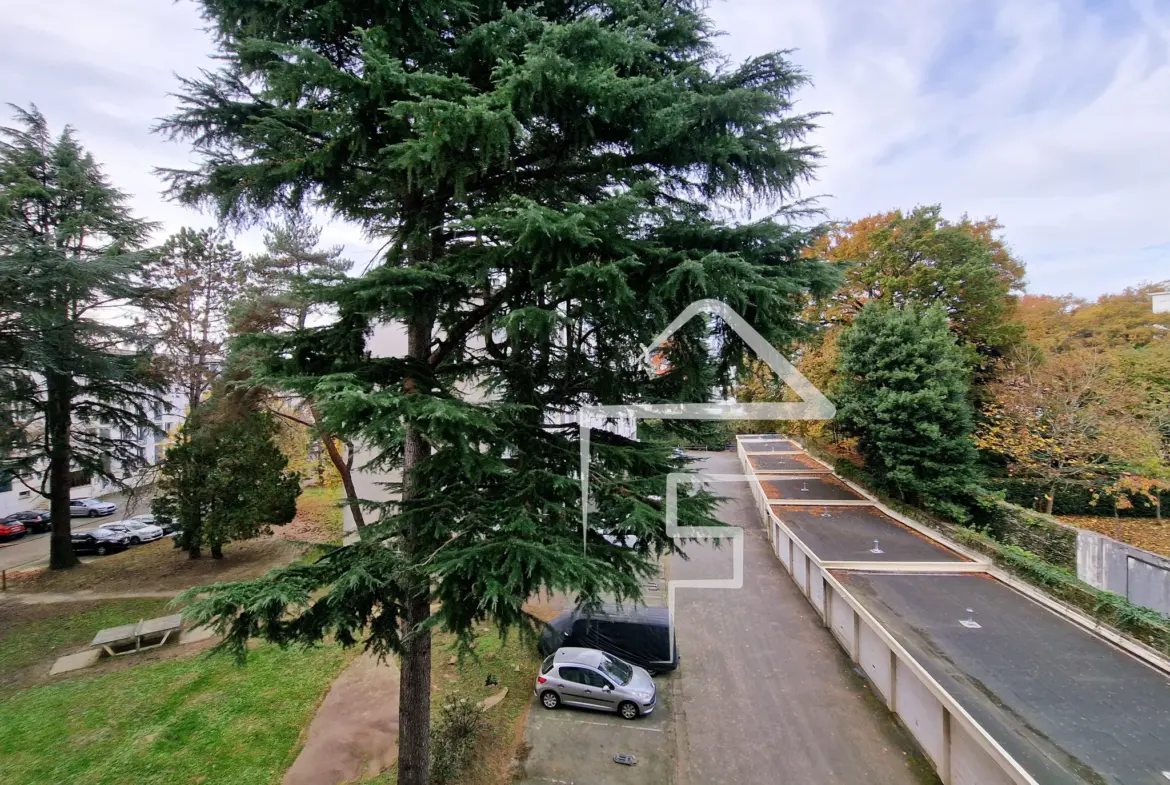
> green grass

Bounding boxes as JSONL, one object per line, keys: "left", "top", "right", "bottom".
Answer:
{"left": 0, "top": 599, "right": 173, "bottom": 676}
{"left": 0, "top": 642, "right": 354, "bottom": 785}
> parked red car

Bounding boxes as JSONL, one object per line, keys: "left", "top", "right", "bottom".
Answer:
{"left": 0, "top": 519, "right": 27, "bottom": 541}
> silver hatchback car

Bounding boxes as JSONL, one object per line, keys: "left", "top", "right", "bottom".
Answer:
{"left": 534, "top": 647, "right": 657, "bottom": 720}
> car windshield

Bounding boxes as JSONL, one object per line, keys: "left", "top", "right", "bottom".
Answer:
{"left": 598, "top": 654, "right": 633, "bottom": 686}
{"left": 540, "top": 655, "right": 554, "bottom": 675}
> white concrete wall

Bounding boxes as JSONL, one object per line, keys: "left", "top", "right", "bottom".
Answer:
{"left": 894, "top": 664, "right": 947, "bottom": 767}
{"left": 858, "top": 623, "right": 893, "bottom": 702}
{"left": 829, "top": 585, "right": 855, "bottom": 652}
{"left": 809, "top": 564, "right": 826, "bottom": 615}
{"left": 951, "top": 721, "right": 1017, "bottom": 785}
{"left": 1077, "top": 528, "right": 1170, "bottom": 617}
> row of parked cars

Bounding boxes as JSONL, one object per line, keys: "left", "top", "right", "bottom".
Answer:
{"left": 0, "top": 497, "right": 121, "bottom": 540}
{"left": 0, "top": 499, "right": 174, "bottom": 556}
{"left": 71, "top": 515, "right": 174, "bottom": 555}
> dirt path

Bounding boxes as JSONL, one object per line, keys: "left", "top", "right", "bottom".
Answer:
{"left": 0, "top": 589, "right": 182, "bottom": 605}
{"left": 283, "top": 650, "right": 402, "bottom": 785}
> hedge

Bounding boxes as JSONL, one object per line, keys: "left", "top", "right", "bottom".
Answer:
{"left": 987, "top": 478, "right": 1168, "bottom": 518}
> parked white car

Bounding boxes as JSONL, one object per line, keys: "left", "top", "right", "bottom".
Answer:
{"left": 107, "top": 520, "right": 164, "bottom": 544}
{"left": 127, "top": 514, "right": 178, "bottom": 536}
{"left": 69, "top": 498, "right": 117, "bottom": 518}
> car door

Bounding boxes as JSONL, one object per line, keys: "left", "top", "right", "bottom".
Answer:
{"left": 581, "top": 668, "right": 619, "bottom": 711}
{"left": 555, "top": 667, "right": 595, "bottom": 709}
{"left": 69, "top": 500, "right": 84, "bottom": 517}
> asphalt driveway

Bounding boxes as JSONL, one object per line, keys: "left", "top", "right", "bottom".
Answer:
{"left": 671, "top": 452, "right": 937, "bottom": 785}
{"left": 515, "top": 677, "right": 675, "bottom": 785}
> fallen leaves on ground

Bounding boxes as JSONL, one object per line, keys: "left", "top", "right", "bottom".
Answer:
{"left": 8, "top": 537, "right": 308, "bottom": 594}
{"left": 279, "top": 486, "right": 345, "bottom": 544}
{"left": 1056, "top": 515, "right": 1170, "bottom": 559}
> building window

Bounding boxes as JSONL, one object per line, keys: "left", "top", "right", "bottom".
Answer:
{"left": 0, "top": 472, "right": 11, "bottom": 493}
{"left": 69, "top": 470, "right": 91, "bottom": 489}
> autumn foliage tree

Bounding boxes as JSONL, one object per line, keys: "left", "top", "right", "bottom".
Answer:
{"left": 977, "top": 348, "right": 1156, "bottom": 514}
{"left": 807, "top": 205, "right": 1026, "bottom": 394}
{"left": 980, "top": 284, "right": 1170, "bottom": 516}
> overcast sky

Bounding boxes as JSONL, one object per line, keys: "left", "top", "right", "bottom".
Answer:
{"left": 2, "top": 0, "right": 1168, "bottom": 298}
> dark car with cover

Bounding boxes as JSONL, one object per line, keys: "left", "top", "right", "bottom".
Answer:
{"left": 538, "top": 605, "right": 679, "bottom": 674}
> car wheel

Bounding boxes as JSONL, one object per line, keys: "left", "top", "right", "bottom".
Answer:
{"left": 96, "top": 544, "right": 109, "bottom": 556}
{"left": 88, "top": 510, "right": 98, "bottom": 518}
{"left": 618, "top": 701, "right": 639, "bottom": 720}
{"left": 539, "top": 691, "right": 560, "bottom": 710}
{"left": 130, "top": 537, "right": 140, "bottom": 545}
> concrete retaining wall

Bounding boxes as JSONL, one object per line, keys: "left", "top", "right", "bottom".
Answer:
{"left": 1078, "top": 530, "right": 1170, "bottom": 618}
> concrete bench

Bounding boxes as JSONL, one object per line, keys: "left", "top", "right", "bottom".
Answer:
{"left": 90, "top": 614, "right": 184, "bottom": 656}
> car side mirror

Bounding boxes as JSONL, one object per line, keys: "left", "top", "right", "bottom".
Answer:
{"left": 602, "top": 684, "right": 612, "bottom": 691}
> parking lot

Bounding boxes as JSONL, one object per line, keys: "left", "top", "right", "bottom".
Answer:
{"left": 515, "top": 674, "right": 676, "bottom": 785}
{"left": 516, "top": 452, "right": 933, "bottom": 785}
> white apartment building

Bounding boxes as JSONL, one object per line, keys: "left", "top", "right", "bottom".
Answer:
{"left": 1154, "top": 289, "right": 1170, "bottom": 314}
{"left": 0, "top": 385, "right": 189, "bottom": 517}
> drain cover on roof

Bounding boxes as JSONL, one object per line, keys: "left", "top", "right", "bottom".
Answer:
{"left": 644, "top": 582, "right": 659, "bottom": 591}
{"left": 614, "top": 754, "right": 637, "bottom": 766}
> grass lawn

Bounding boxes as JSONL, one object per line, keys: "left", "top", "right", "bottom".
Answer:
{"left": 0, "top": 641, "right": 355, "bottom": 785}
{"left": 0, "top": 599, "right": 174, "bottom": 687}
{"left": 368, "top": 625, "right": 545, "bottom": 785}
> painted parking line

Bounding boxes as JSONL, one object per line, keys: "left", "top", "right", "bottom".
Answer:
{"left": 534, "top": 717, "right": 664, "bottom": 733}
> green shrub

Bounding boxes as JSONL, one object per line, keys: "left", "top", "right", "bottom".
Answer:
{"left": 987, "top": 478, "right": 1168, "bottom": 518}
{"left": 429, "top": 695, "right": 487, "bottom": 784}
{"left": 833, "top": 302, "right": 982, "bottom": 521}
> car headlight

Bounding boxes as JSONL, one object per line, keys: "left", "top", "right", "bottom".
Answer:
{"left": 630, "top": 690, "right": 653, "bottom": 702}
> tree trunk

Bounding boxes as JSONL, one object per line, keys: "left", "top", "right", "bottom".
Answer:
{"left": 310, "top": 405, "right": 365, "bottom": 528}
{"left": 188, "top": 545, "right": 202, "bottom": 559}
{"left": 1045, "top": 482, "right": 1056, "bottom": 515}
{"left": 46, "top": 371, "right": 79, "bottom": 570}
{"left": 396, "top": 313, "right": 433, "bottom": 785}
{"left": 211, "top": 543, "right": 223, "bottom": 559}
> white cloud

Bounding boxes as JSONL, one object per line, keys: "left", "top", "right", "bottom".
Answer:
{"left": 707, "top": 0, "right": 1170, "bottom": 296}
{"left": 1, "top": 0, "right": 1167, "bottom": 297}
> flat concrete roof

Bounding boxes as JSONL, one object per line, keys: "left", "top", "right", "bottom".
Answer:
{"left": 748, "top": 453, "right": 830, "bottom": 472}
{"left": 773, "top": 505, "right": 968, "bottom": 563}
{"left": 742, "top": 439, "right": 802, "bottom": 452}
{"left": 835, "top": 571, "right": 1170, "bottom": 784}
{"left": 759, "top": 476, "right": 866, "bottom": 501}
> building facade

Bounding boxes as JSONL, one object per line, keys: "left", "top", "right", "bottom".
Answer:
{"left": 0, "top": 385, "right": 189, "bottom": 518}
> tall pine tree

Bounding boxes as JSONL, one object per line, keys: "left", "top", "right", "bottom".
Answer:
{"left": 161, "top": 3, "right": 835, "bottom": 781}
{"left": 232, "top": 211, "right": 367, "bottom": 525}
{"left": 0, "top": 106, "right": 164, "bottom": 569}
{"left": 143, "top": 227, "right": 247, "bottom": 415}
